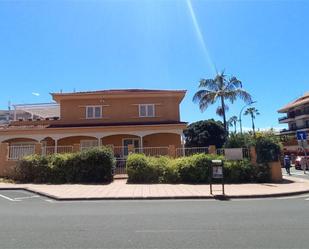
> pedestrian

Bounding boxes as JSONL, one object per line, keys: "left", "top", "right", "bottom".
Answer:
{"left": 284, "top": 155, "right": 291, "bottom": 175}
{"left": 300, "top": 156, "right": 308, "bottom": 173}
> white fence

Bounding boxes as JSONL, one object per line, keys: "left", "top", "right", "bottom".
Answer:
{"left": 176, "top": 147, "right": 209, "bottom": 157}
{"left": 8, "top": 145, "right": 35, "bottom": 160}
{"left": 42, "top": 146, "right": 73, "bottom": 155}
{"left": 6, "top": 144, "right": 251, "bottom": 162}
{"left": 134, "top": 147, "right": 169, "bottom": 157}
{"left": 217, "top": 148, "right": 250, "bottom": 160}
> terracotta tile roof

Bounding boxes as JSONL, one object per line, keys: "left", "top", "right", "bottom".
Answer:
{"left": 51, "top": 89, "right": 186, "bottom": 96}
{"left": 278, "top": 92, "right": 309, "bottom": 113}
{"left": 47, "top": 121, "right": 187, "bottom": 128}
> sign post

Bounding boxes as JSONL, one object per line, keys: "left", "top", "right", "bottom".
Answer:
{"left": 210, "top": 160, "right": 225, "bottom": 196}
{"left": 296, "top": 131, "right": 308, "bottom": 174}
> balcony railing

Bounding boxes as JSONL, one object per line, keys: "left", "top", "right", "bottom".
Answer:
{"left": 279, "top": 116, "right": 289, "bottom": 122}
{"left": 280, "top": 124, "right": 309, "bottom": 133}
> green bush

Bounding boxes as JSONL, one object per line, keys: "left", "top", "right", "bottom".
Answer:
{"left": 255, "top": 136, "right": 282, "bottom": 164}
{"left": 254, "top": 163, "right": 271, "bottom": 183}
{"left": 14, "top": 147, "right": 115, "bottom": 184}
{"left": 127, "top": 153, "right": 270, "bottom": 184}
{"left": 224, "top": 160, "right": 255, "bottom": 183}
{"left": 14, "top": 154, "right": 52, "bottom": 183}
{"left": 224, "top": 133, "right": 253, "bottom": 148}
{"left": 175, "top": 154, "right": 212, "bottom": 183}
{"left": 126, "top": 154, "right": 163, "bottom": 183}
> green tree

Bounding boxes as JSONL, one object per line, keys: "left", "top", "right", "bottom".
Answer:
{"left": 193, "top": 71, "right": 252, "bottom": 133}
{"left": 244, "top": 107, "right": 260, "bottom": 136}
{"left": 183, "top": 119, "right": 226, "bottom": 148}
{"left": 228, "top": 115, "right": 238, "bottom": 133}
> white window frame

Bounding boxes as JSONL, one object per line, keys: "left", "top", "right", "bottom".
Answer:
{"left": 86, "top": 106, "right": 102, "bottom": 119}
{"left": 139, "top": 104, "right": 155, "bottom": 117}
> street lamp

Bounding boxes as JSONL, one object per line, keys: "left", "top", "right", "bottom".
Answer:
{"left": 239, "top": 101, "right": 257, "bottom": 134}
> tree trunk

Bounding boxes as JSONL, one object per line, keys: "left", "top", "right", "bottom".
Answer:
{"left": 220, "top": 96, "right": 227, "bottom": 134}
{"left": 234, "top": 121, "right": 237, "bottom": 133}
{"left": 251, "top": 114, "right": 255, "bottom": 136}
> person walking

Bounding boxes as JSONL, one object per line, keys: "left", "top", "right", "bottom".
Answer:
{"left": 284, "top": 155, "right": 291, "bottom": 175}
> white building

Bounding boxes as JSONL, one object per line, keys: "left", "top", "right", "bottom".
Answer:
{"left": 278, "top": 92, "right": 309, "bottom": 135}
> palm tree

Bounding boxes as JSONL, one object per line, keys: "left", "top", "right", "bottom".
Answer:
{"left": 244, "top": 107, "right": 260, "bottom": 135}
{"left": 228, "top": 116, "right": 238, "bottom": 133}
{"left": 193, "top": 71, "right": 252, "bottom": 133}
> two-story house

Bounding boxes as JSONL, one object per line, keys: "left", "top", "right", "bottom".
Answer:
{"left": 278, "top": 92, "right": 309, "bottom": 135}
{"left": 0, "top": 89, "right": 187, "bottom": 157}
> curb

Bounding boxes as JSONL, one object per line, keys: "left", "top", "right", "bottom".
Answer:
{"left": 1, "top": 187, "right": 309, "bottom": 201}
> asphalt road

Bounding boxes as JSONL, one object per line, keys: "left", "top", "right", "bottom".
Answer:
{"left": 0, "top": 190, "right": 309, "bottom": 249}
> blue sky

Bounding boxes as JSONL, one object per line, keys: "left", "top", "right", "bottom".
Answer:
{"left": 0, "top": 0, "right": 308, "bottom": 131}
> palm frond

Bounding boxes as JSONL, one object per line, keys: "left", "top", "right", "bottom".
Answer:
{"left": 225, "top": 89, "right": 252, "bottom": 104}
{"left": 198, "top": 79, "right": 218, "bottom": 91}
{"left": 192, "top": 89, "right": 213, "bottom": 103}
{"left": 216, "top": 105, "right": 229, "bottom": 117}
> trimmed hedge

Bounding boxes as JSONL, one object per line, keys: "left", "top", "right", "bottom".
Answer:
{"left": 13, "top": 147, "right": 115, "bottom": 184}
{"left": 127, "top": 153, "right": 270, "bottom": 184}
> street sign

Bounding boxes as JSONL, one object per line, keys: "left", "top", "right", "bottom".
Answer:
{"left": 296, "top": 131, "right": 308, "bottom": 174}
{"left": 297, "top": 131, "right": 307, "bottom": 141}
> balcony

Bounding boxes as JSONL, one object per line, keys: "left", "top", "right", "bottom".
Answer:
{"left": 280, "top": 124, "right": 309, "bottom": 134}
{"left": 278, "top": 116, "right": 290, "bottom": 122}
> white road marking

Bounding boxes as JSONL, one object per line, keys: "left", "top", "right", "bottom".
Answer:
{"left": 0, "top": 194, "right": 21, "bottom": 202}
{"left": 14, "top": 195, "right": 40, "bottom": 200}
{"left": 135, "top": 229, "right": 205, "bottom": 233}
{"left": 45, "top": 199, "right": 55, "bottom": 203}
{"left": 277, "top": 194, "right": 309, "bottom": 200}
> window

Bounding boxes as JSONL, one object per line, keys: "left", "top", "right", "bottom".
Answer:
{"left": 139, "top": 104, "right": 155, "bottom": 117}
{"left": 290, "top": 123, "right": 297, "bottom": 130}
{"left": 86, "top": 106, "right": 102, "bottom": 119}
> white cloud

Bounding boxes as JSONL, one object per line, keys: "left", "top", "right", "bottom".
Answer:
{"left": 32, "top": 92, "right": 40, "bottom": 96}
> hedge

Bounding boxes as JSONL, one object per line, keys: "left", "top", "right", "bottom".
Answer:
{"left": 127, "top": 153, "right": 270, "bottom": 184}
{"left": 13, "top": 147, "right": 115, "bottom": 184}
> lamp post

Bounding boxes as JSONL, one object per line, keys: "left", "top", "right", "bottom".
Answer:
{"left": 239, "top": 101, "right": 257, "bottom": 134}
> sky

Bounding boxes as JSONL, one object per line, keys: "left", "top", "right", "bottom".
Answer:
{"left": 0, "top": 0, "right": 308, "bottom": 131}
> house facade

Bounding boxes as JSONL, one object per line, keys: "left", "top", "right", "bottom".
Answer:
{"left": 278, "top": 92, "right": 309, "bottom": 152}
{"left": 0, "top": 89, "right": 187, "bottom": 158}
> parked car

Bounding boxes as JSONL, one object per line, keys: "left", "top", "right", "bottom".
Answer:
{"left": 295, "top": 156, "right": 309, "bottom": 170}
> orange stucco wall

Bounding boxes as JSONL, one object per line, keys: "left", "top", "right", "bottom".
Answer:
{"left": 58, "top": 136, "right": 98, "bottom": 146}
{"left": 3, "top": 138, "right": 38, "bottom": 145}
{"left": 59, "top": 96, "right": 181, "bottom": 124}
{"left": 143, "top": 133, "right": 181, "bottom": 148}
{"left": 102, "top": 134, "right": 139, "bottom": 147}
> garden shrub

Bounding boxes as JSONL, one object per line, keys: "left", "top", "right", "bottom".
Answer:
{"left": 175, "top": 154, "right": 212, "bottom": 183}
{"left": 254, "top": 163, "right": 271, "bottom": 183}
{"left": 15, "top": 154, "right": 52, "bottom": 183}
{"left": 224, "top": 160, "right": 255, "bottom": 183}
{"left": 126, "top": 154, "right": 163, "bottom": 183}
{"left": 14, "top": 147, "right": 115, "bottom": 184}
{"left": 126, "top": 153, "right": 270, "bottom": 184}
{"left": 255, "top": 136, "right": 282, "bottom": 164}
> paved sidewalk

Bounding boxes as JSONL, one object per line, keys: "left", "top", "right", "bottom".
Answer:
{"left": 1, "top": 176, "right": 309, "bottom": 200}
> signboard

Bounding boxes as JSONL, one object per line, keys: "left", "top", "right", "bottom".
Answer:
{"left": 212, "top": 160, "right": 224, "bottom": 179}
{"left": 210, "top": 160, "right": 225, "bottom": 196}
{"left": 224, "top": 148, "right": 243, "bottom": 160}
{"left": 297, "top": 131, "right": 307, "bottom": 141}
{"left": 212, "top": 166, "right": 223, "bottom": 179}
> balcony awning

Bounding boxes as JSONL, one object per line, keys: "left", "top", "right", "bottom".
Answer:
{"left": 13, "top": 103, "right": 60, "bottom": 119}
